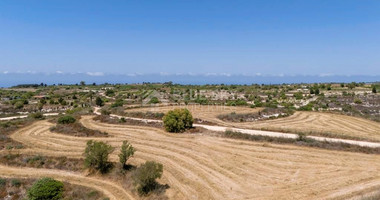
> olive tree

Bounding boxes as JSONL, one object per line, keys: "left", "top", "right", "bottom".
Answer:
{"left": 162, "top": 108, "right": 193, "bottom": 133}
{"left": 84, "top": 140, "right": 114, "bottom": 173}
{"left": 119, "top": 140, "right": 135, "bottom": 169}
{"left": 133, "top": 161, "right": 163, "bottom": 195}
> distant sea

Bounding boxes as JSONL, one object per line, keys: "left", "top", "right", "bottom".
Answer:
{"left": 0, "top": 73, "right": 379, "bottom": 87}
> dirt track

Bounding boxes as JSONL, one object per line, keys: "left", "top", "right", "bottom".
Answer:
{"left": 4, "top": 116, "right": 380, "bottom": 199}
{"left": 126, "top": 106, "right": 380, "bottom": 141}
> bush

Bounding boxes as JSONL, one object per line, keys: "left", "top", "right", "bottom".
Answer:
{"left": 29, "top": 112, "right": 44, "bottom": 119}
{"left": 119, "top": 140, "right": 135, "bottom": 169}
{"left": 101, "top": 109, "right": 111, "bottom": 116}
{"left": 354, "top": 98, "right": 362, "bottom": 104}
{"left": 148, "top": 97, "right": 160, "bottom": 104}
{"left": 111, "top": 99, "right": 124, "bottom": 108}
{"left": 84, "top": 140, "right": 114, "bottom": 173}
{"left": 11, "top": 179, "right": 21, "bottom": 187}
{"left": 57, "top": 115, "right": 76, "bottom": 124}
{"left": 14, "top": 101, "right": 24, "bottom": 109}
{"left": 95, "top": 97, "right": 104, "bottom": 107}
{"left": 0, "top": 178, "right": 5, "bottom": 187}
{"left": 27, "top": 177, "right": 64, "bottom": 200}
{"left": 162, "top": 108, "right": 193, "bottom": 133}
{"left": 226, "top": 99, "right": 247, "bottom": 106}
{"left": 293, "top": 92, "right": 303, "bottom": 100}
{"left": 105, "top": 89, "right": 115, "bottom": 97}
{"left": 133, "top": 161, "right": 163, "bottom": 195}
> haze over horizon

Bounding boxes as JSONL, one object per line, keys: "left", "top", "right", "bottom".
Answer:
{"left": 1, "top": 0, "right": 380, "bottom": 86}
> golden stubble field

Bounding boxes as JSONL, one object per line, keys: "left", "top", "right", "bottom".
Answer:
{"left": 1, "top": 115, "right": 380, "bottom": 200}
{"left": 126, "top": 105, "right": 380, "bottom": 141}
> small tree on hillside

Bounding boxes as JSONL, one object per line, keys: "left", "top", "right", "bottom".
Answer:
{"left": 84, "top": 140, "right": 114, "bottom": 173}
{"left": 373, "top": 86, "right": 377, "bottom": 93}
{"left": 95, "top": 97, "right": 104, "bottom": 107}
{"left": 133, "top": 161, "right": 163, "bottom": 195}
{"left": 162, "top": 108, "right": 193, "bottom": 133}
{"left": 119, "top": 140, "right": 135, "bottom": 169}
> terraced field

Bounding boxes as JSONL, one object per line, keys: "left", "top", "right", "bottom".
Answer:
{"left": 126, "top": 106, "right": 380, "bottom": 141}
{"left": 2, "top": 116, "right": 380, "bottom": 199}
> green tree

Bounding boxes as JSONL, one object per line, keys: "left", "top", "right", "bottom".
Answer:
{"left": 95, "top": 97, "right": 104, "bottom": 107}
{"left": 80, "top": 81, "right": 85, "bottom": 86}
{"left": 57, "top": 115, "right": 76, "bottom": 124}
{"left": 58, "top": 97, "right": 64, "bottom": 104}
{"left": 119, "top": 140, "right": 135, "bottom": 169}
{"left": 40, "top": 98, "right": 46, "bottom": 104}
{"left": 148, "top": 97, "right": 160, "bottom": 104}
{"left": 162, "top": 108, "right": 193, "bottom": 133}
{"left": 27, "top": 178, "right": 64, "bottom": 200}
{"left": 293, "top": 92, "right": 303, "bottom": 100}
{"left": 84, "top": 140, "right": 114, "bottom": 173}
{"left": 133, "top": 161, "right": 163, "bottom": 195}
{"left": 373, "top": 86, "right": 377, "bottom": 93}
{"left": 105, "top": 89, "right": 115, "bottom": 97}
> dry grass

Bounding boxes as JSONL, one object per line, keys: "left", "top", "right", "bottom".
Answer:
{"left": 127, "top": 106, "right": 380, "bottom": 141}
{"left": 5, "top": 116, "right": 380, "bottom": 200}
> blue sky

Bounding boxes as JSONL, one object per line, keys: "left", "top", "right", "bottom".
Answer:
{"left": 1, "top": 0, "right": 380, "bottom": 77}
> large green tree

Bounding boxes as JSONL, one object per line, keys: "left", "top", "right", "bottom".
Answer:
{"left": 162, "top": 108, "right": 193, "bottom": 133}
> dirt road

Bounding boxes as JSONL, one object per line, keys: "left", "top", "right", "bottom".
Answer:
{"left": 125, "top": 106, "right": 380, "bottom": 141}
{"left": 100, "top": 107, "right": 380, "bottom": 148}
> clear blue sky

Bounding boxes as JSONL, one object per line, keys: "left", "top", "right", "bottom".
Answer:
{"left": 1, "top": 0, "right": 380, "bottom": 76}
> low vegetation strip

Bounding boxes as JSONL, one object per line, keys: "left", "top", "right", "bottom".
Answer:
{"left": 222, "top": 130, "right": 380, "bottom": 154}
{"left": 0, "top": 177, "right": 108, "bottom": 200}
{"left": 217, "top": 108, "right": 294, "bottom": 122}
{"left": 0, "top": 165, "right": 135, "bottom": 200}
{"left": 50, "top": 122, "right": 109, "bottom": 137}
{"left": 97, "top": 107, "right": 380, "bottom": 148}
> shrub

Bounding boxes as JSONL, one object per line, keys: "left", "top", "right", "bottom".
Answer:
{"left": 29, "top": 112, "right": 44, "bottom": 119}
{"left": 101, "top": 109, "right": 111, "bottom": 116}
{"left": 119, "top": 140, "right": 135, "bottom": 169}
{"left": 111, "top": 99, "right": 124, "bottom": 108}
{"left": 95, "top": 97, "right": 104, "bottom": 107}
{"left": 84, "top": 140, "right": 114, "bottom": 173}
{"left": 373, "top": 86, "right": 377, "bottom": 93}
{"left": 105, "top": 89, "right": 115, "bottom": 97}
{"left": 148, "top": 97, "right": 160, "bottom": 104}
{"left": 0, "top": 178, "right": 5, "bottom": 187}
{"left": 27, "top": 177, "right": 64, "bottom": 200}
{"left": 57, "top": 115, "right": 76, "bottom": 124}
{"left": 226, "top": 99, "right": 247, "bottom": 106}
{"left": 133, "top": 161, "right": 163, "bottom": 195}
{"left": 354, "top": 98, "right": 362, "bottom": 104}
{"left": 14, "top": 101, "right": 24, "bottom": 109}
{"left": 162, "top": 108, "right": 193, "bottom": 133}
{"left": 11, "top": 179, "right": 21, "bottom": 187}
{"left": 293, "top": 92, "right": 303, "bottom": 100}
